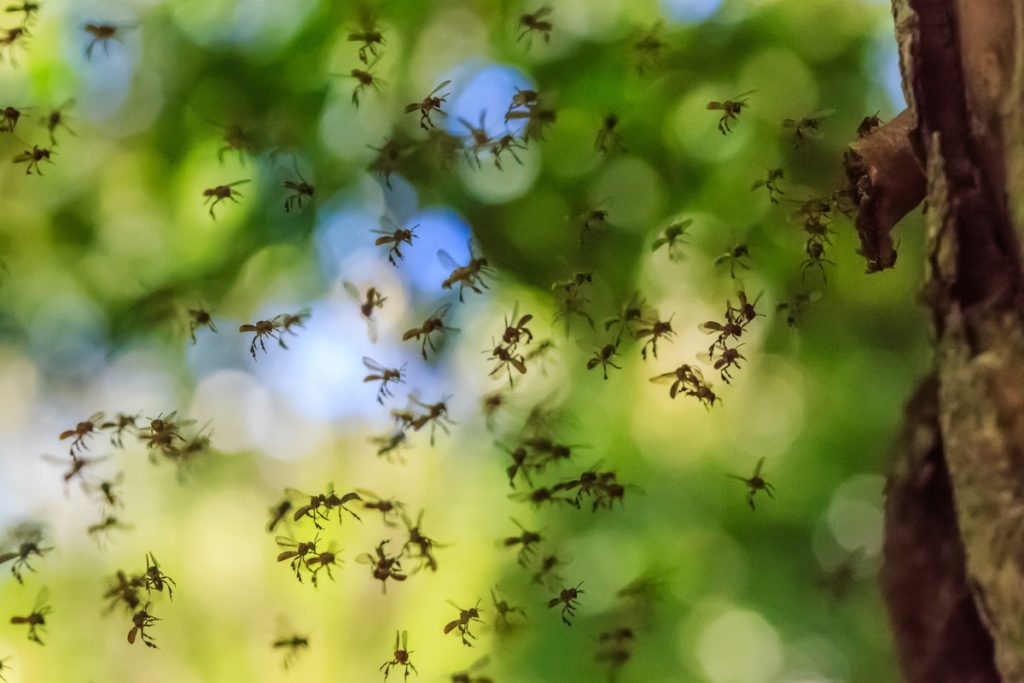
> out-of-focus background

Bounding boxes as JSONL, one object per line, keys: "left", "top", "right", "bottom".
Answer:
{"left": 0, "top": 0, "right": 928, "bottom": 681}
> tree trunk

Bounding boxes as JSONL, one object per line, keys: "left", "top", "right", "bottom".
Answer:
{"left": 874, "top": 1, "right": 1024, "bottom": 681}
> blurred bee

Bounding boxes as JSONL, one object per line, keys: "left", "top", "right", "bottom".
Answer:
{"left": 272, "top": 633, "right": 309, "bottom": 670}
{"left": 403, "top": 303, "right": 458, "bottom": 360}
{"left": 345, "top": 60, "right": 385, "bottom": 108}
{"left": 714, "top": 241, "right": 752, "bottom": 280}
{"left": 458, "top": 112, "right": 493, "bottom": 168}
{"left": 289, "top": 487, "right": 362, "bottom": 529}
{"left": 10, "top": 588, "right": 50, "bottom": 645}
{"left": 423, "top": 128, "right": 463, "bottom": 171}
{"left": 410, "top": 395, "right": 455, "bottom": 446}
{"left": 819, "top": 547, "right": 866, "bottom": 601}
{"left": 362, "top": 357, "right": 406, "bottom": 404}
{"left": 440, "top": 244, "right": 493, "bottom": 302}
{"left": 504, "top": 102, "right": 556, "bottom": 142}
{"left": 500, "top": 307, "right": 534, "bottom": 347}
{"left": 276, "top": 534, "right": 319, "bottom": 582}
{"left": 100, "top": 413, "right": 138, "bottom": 448}
{"left": 651, "top": 219, "right": 691, "bottom": 262}
{"left": 444, "top": 600, "right": 483, "bottom": 646}
{"left": 481, "top": 390, "right": 508, "bottom": 431}
{"left": 104, "top": 570, "right": 145, "bottom": 614}
{"left": 635, "top": 314, "right": 675, "bottom": 360}
{"left": 187, "top": 308, "right": 217, "bottom": 344}
{"left": 706, "top": 90, "right": 754, "bottom": 134}
{"left": 58, "top": 412, "right": 105, "bottom": 455}
{"left": 267, "top": 498, "right": 293, "bottom": 533}
{"left": 87, "top": 473, "right": 125, "bottom": 510}
{"left": 596, "top": 627, "right": 635, "bottom": 680}
{"left": 0, "top": 105, "right": 28, "bottom": 133}
{"left": 127, "top": 605, "right": 159, "bottom": 648}
{"left": 357, "top": 490, "right": 405, "bottom": 526}
{"left": 0, "top": 655, "right": 9, "bottom": 682}
{"left": 202, "top": 179, "right": 249, "bottom": 220}
{"left": 594, "top": 114, "right": 624, "bottom": 154}
{"left": 402, "top": 510, "right": 443, "bottom": 572}
{"left": 781, "top": 109, "right": 835, "bottom": 147}
{"left": 586, "top": 342, "right": 622, "bottom": 380}
{"left": 82, "top": 21, "right": 134, "bottom": 59}
{"left": 344, "top": 280, "right": 386, "bottom": 342}
{"left": 491, "top": 587, "right": 527, "bottom": 633}
{"left": 552, "top": 273, "right": 594, "bottom": 332}
{"left": 43, "top": 451, "right": 108, "bottom": 492}
{"left": 857, "top": 112, "right": 883, "bottom": 138}
{"left": 283, "top": 168, "right": 314, "bottom": 212}
{"left": 501, "top": 443, "right": 535, "bottom": 489}
{"left": 802, "top": 239, "right": 835, "bottom": 282}
{"left": 306, "top": 542, "right": 342, "bottom": 586}
{"left": 0, "top": 525, "right": 51, "bottom": 583}
{"left": 371, "top": 430, "right": 408, "bottom": 463}
{"left": 13, "top": 144, "right": 53, "bottom": 175}
{"left": 604, "top": 292, "right": 651, "bottom": 345}
{"left": 502, "top": 518, "right": 542, "bottom": 566}
{"left": 239, "top": 315, "right": 287, "bottom": 359}
{"left": 358, "top": 540, "right": 407, "bottom": 593}
{"left": 215, "top": 122, "right": 255, "bottom": 164}
{"left": 726, "top": 457, "right": 775, "bottom": 510}
{"left": 87, "top": 514, "right": 132, "bottom": 543}
{"left": 751, "top": 167, "right": 785, "bottom": 203}
{"left": 373, "top": 217, "right": 418, "bottom": 266}
{"left": 486, "top": 340, "right": 527, "bottom": 386}
{"left": 510, "top": 486, "right": 573, "bottom": 509}
{"left": 507, "top": 87, "right": 538, "bottom": 113}
{"left": 634, "top": 22, "right": 667, "bottom": 75}
{"left": 776, "top": 290, "right": 821, "bottom": 327}
{"left": 405, "top": 80, "right": 451, "bottom": 130}
{"left": 548, "top": 582, "right": 584, "bottom": 626}
{"left": 0, "top": 26, "right": 30, "bottom": 66}
{"left": 531, "top": 551, "right": 568, "bottom": 588}
{"left": 381, "top": 630, "right": 417, "bottom": 681}
{"left": 490, "top": 133, "right": 526, "bottom": 170}
{"left": 5, "top": 2, "right": 40, "bottom": 24}
{"left": 143, "top": 553, "right": 175, "bottom": 599}
{"left": 649, "top": 363, "right": 704, "bottom": 399}
{"left": 348, "top": 11, "right": 385, "bottom": 64}
{"left": 517, "top": 7, "right": 552, "bottom": 46}
{"left": 524, "top": 338, "right": 556, "bottom": 374}
{"left": 367, "top": 135, "right": 408, "bottom": 190}
{"left": 42, "top": 99, "right": 75, "bottom": 145}
{"left": 575, "top": 204, "right": 611, "bottom": 244}
{"left": 729, "top": 290, "right": 764, "bottom": 326}
{"left": 450, "top": 656, "right": 493, "bottom": 683}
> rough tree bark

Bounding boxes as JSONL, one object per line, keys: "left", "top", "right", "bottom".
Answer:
{"left": 853, "top": 1, "right": 1024, "bottom": 681}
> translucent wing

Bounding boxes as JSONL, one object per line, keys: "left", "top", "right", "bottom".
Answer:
{"left": 342, "top": 280, "right": 361, "bottom": 302}
{"left": 429, "top": 80, "right": 452, "bottom": 96}
{"left": 436, "top": 249, "right": 460, "bottom": 271}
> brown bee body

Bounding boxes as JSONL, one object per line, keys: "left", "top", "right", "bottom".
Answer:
{"left": 707, "top": 90, "right": 754, "bottom": 134}
{"left": 405, "top": 80, "right": 451, "bottom": 130}
{"left": 202, "top": 179, "right": 249, "bottom": 219}
{"left": 727, "top": 457, "right": 775, "bottom": 510}
{"left": 547, "top": 582, "right": 584, "bottom": 625}
{"left": 402, "top": 304, "right": 457, "bottom": 360}
{"left": 372, "top": 217, "right": 418, "bottom": 266}
{"left": 13, "top": 144, "right": 53, "bottom": 174}
{"left": 443, "top": 600, "right": 483, "bottom": 647}
{"left": 380, "top": 630, "right": 417, "bottom": 681}
{"left": 358, "top": 540, "right": 407, "bottom": 594}
{"left": 517, "top": 7, "right": 553, "bottom": 46}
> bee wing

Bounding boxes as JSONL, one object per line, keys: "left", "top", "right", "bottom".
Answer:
{"left": 403, "top": 102, "right": 421, "bottom": 113}
{"left": 650, "top": 237, "right": 667, "bottom": 251}
{"left": 807, "top": 108, "right": 836, "bottom": 120}
{"left": 432, "top": 303, "right": 453, "bottom": 319}
{"left": 781, "top": 118, "right": 797, "bottom": 129}
{"left": 706, "top": 101, "right": 724, "bottom": 110}
{"left": 698, "top": 321, "right": 724, "bottom": 334}
{"left": 362, "top": 356, "right": 384, "bottom": 372}
{"left": 34, "top": 587, "right": 49, "bottom": 610}
{"left": 429, "top": 80, "right": 452, "bottom": 96}
{"left": 274, "top": 536, "right": 298, "bottom": 548}
{"left": 436, "top": 249, "right": 461, "bottom": 271}
{"left": 731, "top": 89, "right": 756, "bottom": 99}
{"left": 649, "top": 372, "right": 676, "bottom": 385}
{"left": 284, "top": 487, "right": 313, "bottom": 500}
{"left": 342, "top": 280, "right": 361, "bottom": 302}
{"left": 753, "top": 456, "right": 766, "bottom": 477}
{"left": 379, "top": 215, "right": 400, "bottom": 231}
{"left": 228, "top": 179, "right": 251, "bottom": 187}
{"left": 534, "top": 7, "right": 552, "bottom": 18}
{"left": 367, "top": 318, "right": 379, "bottom": 343}
{"left": 41, "top": 453, "right": 69, "bottom": 465}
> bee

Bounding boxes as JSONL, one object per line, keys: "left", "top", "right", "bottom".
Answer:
{"left": 439, "top": 244, "right": 493, "bottom": 302}
{"left": 751, "top": 167, "right": 785, "bottom": 203}
{"left": 239, "top": 315, "right": 287, "bottom": 359}
{"left": 272, "top": 634, "right": 309, "bottom": 670}
{"left": 405, "top": 80, "right": 451, "bottom": 130}
{"left": 586, "top": 342, "right": 622, "bottom": 380}
{"left": 403, "top": 304, "right": 458, "bottom": 360}
{"left": 348, "top": 13, "right": 385, "bottom": 65}
{"left": 552, "top": 272, "right": 594, "bottom": 332}
{"left": 402, "top": 510, "right": 444, "bottom": 572}
{"left": 604, "top": 292, "right": 652, "bottom": 344}
{"left": 698, "top": 310, "right": 746, "bottom": 357}
{"left": 594, "top": 113, "right": 624, "bottom": 154}
{"left": 596, "top": 627, "right": 635, "bottom": 678}
{"left": 649, "top": 363, "right": 705, "bottom": 399}
{"left": 380, "top": 630, "right": 417, "bottom": 681}
{"left": 345, "top": 61, "right": 385, "bottom": 108}
{"left": 729, "top": 290, "right": 764, "bottom": 326}
{"left": 481, "top": 390, "right": 508, "bottom": 431}
{"left": 0, "top": 655, "right": 10, "bottom": 682}
{"left": 726, "top": 457, "right": 775, "bottom": 510}
{"left": 504, "top": 102, "right": 556, "bottom": 142}
{"left": 703, "top": 345, "right": 746, "bottom": 383}
{"left": 502, "top": 518, "right": 542, "bottom": 566}
{"left": 802, "top": 239, "right": 835, "bottom": 282}
{"left": 500, "top": 307, "right": 534, "bottom": 347}
{"left": 819, "top": 548, "right": 865, "bottom": 601}
{"left": 409, "top": 395, "right": 455, "bottom": 446}
{"left": 651, "top": 219, "right": 691, "bottom": 261}
{"left": 507, "top": 87, "right": 538, "bottom": 118}
{"left": 517, "top": 7, "right": 552, "bottom": 46}
{"left": 127, "top": 605, "right": 159, "bottom": 648}
{"left": 283, "top": 168, "right": 314, "bottom": 212}
{"left": 88, "top": 473, "right": 125, "bottom": 510}
{"left": 373, "top": 217, "right": 418, "bottom": 266}
{"left": 83, "top": 21, "right": 133, "bottom": 59}
{"left": 267, "top": 498, "right": 293, "bottom": 533}
{"left": 10, "top": 588, "right": 50, "bottom": 645}
{"left": 187, "top": 308, "right": 217, "bottom": 344}
{"left": 531, "top": 552, "right": 568, "bottom": 588}
{"left": 305, "top": 542, "right": 342, "bottom": 586}
{"left": 485, "top": 340, "right": 527, "bottom": 386}
{"left": 13, "top": 144, "right": 54, "bottom": 175}
{"left": 139, "top": 412, "right": 194, "bottom": 453}
{"left": 491, "top": 588, "right": 527, "bottom": 633}
{"left": 42, "top": 451, "right": 108, "bottom": 490}
{"left": 500, "top": 443, "right": 535, "bottom": 489}
{"left": 343, "top": 281, "right": 386, "bottom": 342}
{"left": 289, "top": 487, "right": 362, "bottom": 529}
{"left": 59, "top": 411, "right": 105, "bottom": 455}
{"left": 215, "top": 122, "right": 255, "bottom": 164}
{"left": 0, "top": 105, "right": 29, "bottom": 133}
{"left": 143, "top": 553, "right": 175, "bottom": 599}
{"left": 706, "top": 90, "right": 754, "bottom": 134}
{"left": 634, "top": 22, "right": 668, "bottom": 75}
{"left": 458, "top": 112, "right": 492, "bottom": 168}
{"left": 781, "top": 109, "right": 835, "bottom": 147}
{"left": 100, "top": 413, "right": 138, "bottom": 448}
{"left": 202, "top": 179, "right": 249, "bottom": 220}
{"left": 367, "top": 135, "right": 408, "bottom": 190}
{"left": 276, "top": 534, "right": 319, "bottom": 582}
{"left": 362, "top": 357, "right": 406, "bottom": 404}
{"left": 371, "top": 430, "right": 409, "bottom": 463}
{"left": 5, "top": 2, "right": 40, "bottom": 24}
{"left": 775, "top": 290, "right": 821, "bottom": 328}
{"left": 42, "top": 99, "right": 75, "bottom": 144}
{"left": 714, "top": 241, "right": 752, "bottom": 279}
{"left": 857, "top": 112, "right": 883, "bottom": 138}
{"left": 357, "top": 540, "right": 407, "bottom": 593}
{"left": 509, "top": 485, "right": 573, "bottom": 509}
{"left": 0, "top": 525, "right": 51, "bottom": 583}
{"left": 104, "top": 570, "right": 145, "bottom": 614}
{"left": 575, "top": 204, "right": 611, "bottom": 244}
{"left": 449, "top": 656, "right": 493, "bottom": 683}
{"left": 357, "top": 490, "right": 405, "bottom": 526}
{"left": 0, "top": 26, "right": 30, "bottom": 66}
{"left": 87, "top": 514, "right": 132, "bottom": 542}
{"left": 548, "top": 582, "right": 584, "bottom": 626}
{"left": 635, "top": 314, "right": 675, "bottom": 360}
{"left": 490, "top": 133, "right": 526, "bottom": 170}
{"left": 444, "top": 600, "right": 483, "bottom": 647}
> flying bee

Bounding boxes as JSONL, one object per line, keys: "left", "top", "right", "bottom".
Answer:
{"left": 143, "top": 553, "right": 174, "bottom": 599}
{"left": 552, "top": 272, "right": 595, "bottom": 332}
{"left": 202, "top": 179, "right": 249, "bottom": 220}
{"left": 343, "top": 280, "right": 386, "bottom": 342}
{"left": 0, "top": 26, "right": 30, "bottom": 66}
{"left": 490, "top": 133, "right": 526, "bottom": 170}
{"left": 357, "top": 490, "right": 405, "bottom": 526}
{"left": 87, "top": 514, "right": 132, "bottom": 542}
{"left": 409, "top": 395, "right": 455, "bottom": 446}
{"left": 586, "top": 342, "right": 622, "bottom": 380}
{"left": 403, "top": 304, "right": 458, "bottom": 360}
{"left": 405, "top": 80, "right": 451, "bottom": 130}
{"left": 594, "top": 113, "right": 624, "bottom": 154}
{"left": 187, "top": 307, "right": 217, "bottom": 344}
{"left": 366, "top": 134, "right": 409, "bottom": 190}
{"left": 485, "top": 340, "right": 527, "bottom": 387}
{"left": 802, "top": 239, "right": 835, "bottom": 282}
{"left": 357, "top": 540, "right": 407, "bottom": 593}
{"left": 381, "top": 630, "right": 417, "bottom": 681}
{"left": 651, "top": 219, "right": 691, "bottom": 261}
{"left": 502, "top": 518, "right": 542, "bottom": 566}
{"left": 0, "top": 655, "right": 10, "bottom": 682}
{"left": 450, "top": 656, "right": 493, "bottom": 683}
{"left": 58, "top": 412, "right": 104, "bottom": 455}
{"left": 782, "top": 109, "right": 835, "bottom": 147}
{"left": 510, "top": 485, "right": 573, "bottom": 509}
{"left": 458, "top": 111, "right": 492, "bottom": 168}
{"left": 5, "top": 2, "right": 40, "bottom": 24}
{"left": 139, "top": 411, "right": 193, "bottom": 454}
{"left": 362, "top": 357, "right": 406, "bottom": 404}
{"left": 444, "top": 600, "right": 483, "bottom": 647}
{"left": 239, "top": 315, "right": 286, "bottom": 359}
{"left": 100, "top": 413, "right": 137, "bottom": 448}
{"left": 714, "top": 241, "right": 752, "bottom": 279}
{"left": 507, "top": 87, "right": 538, "bottom": 113}
{"left": 548, "top": 581, "right": 584, "bottom": 626}
{"left": 289, "top": 487, "right": 362, "bottom": 528}
{"left": 371, "top": 430, "right": 409, "bottom": 463}
{"left": 751, "top": 167, "right": 785, "bottom": 203}
{"left": 604, "top": 292, "right": 651, "bottom": 344}
{"left": 0, "top": 525, "right": 51, "bottom": 583}
{"left": 596, "top": 627, "right": 635, "bottom": 678}
{"left": 531, "top": 552, "right": 568, "bottom": 588}
{"left": 776, "top": 290, "right": 821, "bottom": 328}
{"left": 701, "top": 345, "right": 746, "bottom": 383}
{"left": 10, "top": 588, "right": 50, "bottom": 645}
{"left": 276, "top": 534, "right": 319, "bottom": 582}
{"left": 481, "top": 390, "right": 508, "bottom": 431}
{"left": 517, "top": 6, "right": 552, "bottom": 46}
{"left": 348, "top": 13, "right": 385, "bottom": 64}
{"left": 277, "top": 309, "right": 311, "bottom": 343}
{"left": 306, "top": 542, "right": 342, "bottom": 586}
{"left": 491, "top": 588, "right": 527, "bottom": 633}
{"left": 267, "top": 498, "right": 293, "bottom": 533}
{"left": 344, "top": 61, "right": 385, "bottom": 108}
{"left": 500, "top": 307, "right": 534, "bottom": 348}
{"left": 42, "top": 99, "right": 75, "bottom": 144}
{"left": 857, "top": 112, "right": 883, "bottom": 138}
{"left": 634, "top": 22, "right": 668, "bottom": 75}
{"left": 504, "top": 102, "right": 556, "bottom": 142}
{"left": 439, "top": 244, "right": 493, "bottom": 302}
{"left": 127, "top": 605, "right": 159, "bottom": 648}
{"left": 283, "top": 168, "right": 314, "bottom": 212}
{"left": 501, "top": 443, "right": 535, "bottom": 489}
{"left": 729, "top": 290, "right": 764, "bottom": 325}
{"left": 635, "top": 314, "right": 675, "bottom": 360}
{"left": 88, "top": 472, "right": 125, "bottom": 510}
{"left": 706, "top": 90, "right": 754, "bottom": 134}
{"left": 214, "top": 122, "right": 255, "bottom": 164}
{"left": 0, "top": 105, "right": 29, "bottom": 133}
{"left": 727, "top": 457, "right": 776, "bottom": 510}
{"left": 819, "top": 547, "right": 866, "bottom": 601}
{"left": 575, "top": 204, "right": 611, "bottom": 244}
{"left": 699, "top": 313, "right": 746, "bottom": 356}
{"left": 402, "top": 510, "right": 444, "bottom": 572}
{"left": 13, "top": 144, "right": 54, "bottom": 175}
{"left": 373, "top": 217, "right": 418, "bottom": 266}
{"left": 649, "top": 363, "right": 704, "bottom": 399}
{"left": 82, "top": 21, "right": 134, "bottom": 59}
{"left": 272, "top": 634, "right": 309, "bottom": 670}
